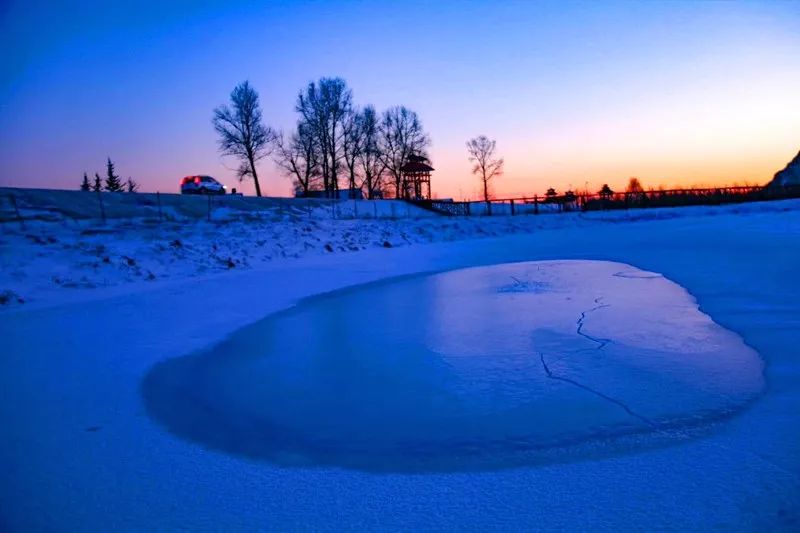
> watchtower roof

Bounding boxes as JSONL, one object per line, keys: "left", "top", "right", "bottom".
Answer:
{"left": 400, "top": 161, "right": 435, "bottom": 172}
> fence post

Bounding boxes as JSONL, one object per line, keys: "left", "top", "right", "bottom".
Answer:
{"left": 9, "top": 194, "right": 25, "bottom": 229}
{"left": 510, "top": 199, "right": 515, "bottom": 216}
{"left": 96, "top": 189, "right": 106, "bottom": 224}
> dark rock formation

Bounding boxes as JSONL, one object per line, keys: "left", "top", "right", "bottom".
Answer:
{"left": 770, "top": 150, "right": 800, "bottom": 188}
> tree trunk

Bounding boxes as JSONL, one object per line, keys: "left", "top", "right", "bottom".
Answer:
{"left": 322, "top": 157, "right": 329, "bottom": 196}
{"left": 249, "top": 156, "right": 262, "bottom": 197}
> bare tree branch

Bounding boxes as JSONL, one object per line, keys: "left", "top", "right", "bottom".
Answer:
{"left": 355, "top": 106, "right": 387, "bottom": 198}
{"left": 212, "top": 81, "right": 274, "bottom": 196}
{"left": 274, "top": 121, "right": 321, "bottom": 196}
{"left": 378, "top": 106, "right": 430, "bottom": 198}
{"left": 466, "top": 135, "right": 504, "bottom": 204}
{"left": 295, "top": 77, "right": 352, "bottom": 197}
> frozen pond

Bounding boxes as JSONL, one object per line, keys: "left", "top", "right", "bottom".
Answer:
{"left": 143, "top": 260, "right": 764, "bottom": 472}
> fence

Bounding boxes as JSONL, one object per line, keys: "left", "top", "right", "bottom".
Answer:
{"left": 3, "top": 184, "right": 799, "bottom": 226}
{"left": 417, "top": 184, "right": 800, "bottom": 217}
{"left": 0, "top": 188, "right": 439, "bottom": 226}
{"left": 578, "top": 185, "right": 800, "bottom": 211}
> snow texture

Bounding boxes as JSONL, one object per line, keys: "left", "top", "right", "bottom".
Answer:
{"left": 1, "top": 199, "right": 800, "bottom": 530}
{"left": 2, "top": 196, "right": 798, "bottom": 311}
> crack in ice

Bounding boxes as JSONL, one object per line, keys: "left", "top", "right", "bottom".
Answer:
{"left": 538, "top": 298, "right": 795, "bottom": 479}
{"left": 537, "top": 297, "right": 657, "bottom": 428}
{"left": 575, "top": 297, "right": 611, "bottom": 350}
{"left": 538, "top": 351, "right": 656, "bottom": 428}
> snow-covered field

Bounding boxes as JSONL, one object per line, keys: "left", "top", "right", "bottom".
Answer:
{"left": 1, "top": 196, "right": 796, "bottom": 311}
{"left": 1, "top": 199, "right": 800, "bottom": 530}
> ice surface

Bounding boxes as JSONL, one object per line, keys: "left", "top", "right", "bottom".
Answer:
{"left": 143, "top": 261, "right": 763, "bottom": 472}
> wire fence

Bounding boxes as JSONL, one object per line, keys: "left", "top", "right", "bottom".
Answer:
{"left": 2, "top": 184, "right": 799, "bottom": 227}
{"left": 0, "top": 188, "right": 439, "bottom": 227}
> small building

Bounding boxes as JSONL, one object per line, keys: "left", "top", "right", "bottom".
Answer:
{"left": 400, "top": 154, "right": 434, "bottom": 200}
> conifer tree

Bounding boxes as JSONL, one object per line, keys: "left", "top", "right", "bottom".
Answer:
{"left": 93, "top": 173, "right": 102, "bottom": 192}
{"left": 126, "top": 177, "right": 139, "bottom": 193}
{"left": 80, "top": 172, "right": 91, "bottom": 191}
{"left": 104, "top": 158, "right": 123, "bottom": 192}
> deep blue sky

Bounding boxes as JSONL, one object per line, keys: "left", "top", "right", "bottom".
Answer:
{"left": 1, "top": 0, "right": 799, "bottom": 197}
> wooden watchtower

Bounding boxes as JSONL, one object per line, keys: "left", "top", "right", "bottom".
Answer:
{"left": 400, "top": 154, "right": 434, "bottom": 200}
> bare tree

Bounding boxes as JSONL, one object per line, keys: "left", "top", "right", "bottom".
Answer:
{"left": 626, "top": 177, "right": 644, "bottom": 193}
{"left": 341, "top": 108, "right": 365, "bottom": 197}
{"left": 466, "top": 135, "right": 504, "bottom": 205}
{"left": 379, "top": 106, "right": 430, "bottom": 198}
{"left": 213, "top": 81, "right": 274, "bottom": 197}
{"left": 356, "top": 106, "right": 386, "bottom": 199}
{"left": 295, "top": 77, "right": 353, "bottom": 196}
{"left": 626, "top": 176, "right": 645, "bottom": 203}
{"left": 274, "top": 121, "right": 320, "bottom": 196}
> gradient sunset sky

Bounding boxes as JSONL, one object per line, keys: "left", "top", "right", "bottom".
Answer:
{"left": 1, "top": 0, "right": 799, "bottom": 198}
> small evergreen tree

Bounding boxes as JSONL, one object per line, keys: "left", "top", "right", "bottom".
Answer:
{"left": 93, "top": 173, "right": 103, "bottom": 192}
{"left": 80, "top": 172, "right": 91, "bottom": 191}
{"left": 126, "top": 177, "right": 139, "bottom": 193}
{"left": 104, "top": 158, "right": 123, "bottom": 192}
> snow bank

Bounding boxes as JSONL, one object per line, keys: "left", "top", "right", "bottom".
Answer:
{"left": 3, "top": 195, "right": 799, "bottom": 311}
{"left": 0, "top": 187, "right": 436, "bottom": 222}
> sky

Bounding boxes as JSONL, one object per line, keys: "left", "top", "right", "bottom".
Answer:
{"left": 1, "top": 0, "right": 799, "bottom": 199}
